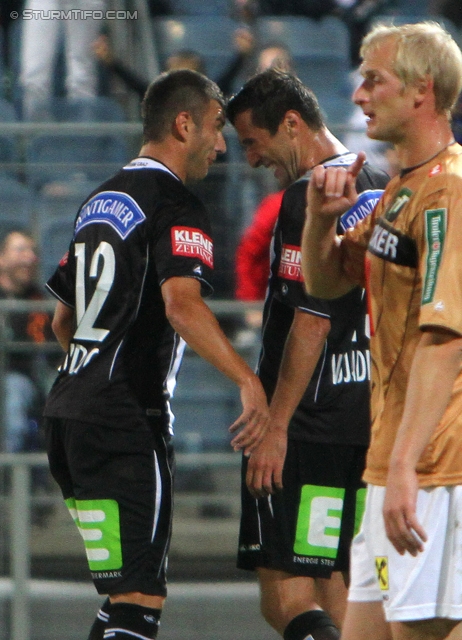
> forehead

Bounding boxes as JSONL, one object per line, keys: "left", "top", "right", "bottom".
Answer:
{"left": 360, "top": 36, "right": 398, "bottom": 77}
{"left": 233, "top": 109, "right": 273, "bottom": 143}
{"left": 202, "top": 99, "right": 225, "bottom": 125}
{"left": 4, "top": 232, "right": 34, "bottom": 251}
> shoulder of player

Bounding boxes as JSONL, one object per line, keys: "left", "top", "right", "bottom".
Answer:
{"left": 279, "top": 179, "right": 306, "bottom": 215}
{"left": 404, "top": 151, "right": 462, "bottom": 208}
{"left": 357, "top": 162, "right": 390, "bottom": 191}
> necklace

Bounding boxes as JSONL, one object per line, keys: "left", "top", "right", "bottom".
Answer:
{"left": 400, "top": 140, "right": 456, "bottom": 176}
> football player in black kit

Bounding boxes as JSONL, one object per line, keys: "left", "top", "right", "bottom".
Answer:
{"left": 43, "top": 69, "right": 269, "bottom": 640}
{"left": 227, "top": 69, "right": 389, "bottom": 640}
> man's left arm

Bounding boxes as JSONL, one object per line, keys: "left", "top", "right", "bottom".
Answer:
{"left": 384, "top": 328, "right": 462, "bottom": 556}
{"left": 246, "top": 308, "right": 330, "bottom": 497}
{"left": 51, "top": 301, "right": 75, "bottom": 352}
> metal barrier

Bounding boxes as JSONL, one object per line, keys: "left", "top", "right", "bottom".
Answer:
{"left": 0, "top": 299, "right": 261, "bottom": 640}
{"left": 0, "top": 451, "right": 242, "bottom": 640}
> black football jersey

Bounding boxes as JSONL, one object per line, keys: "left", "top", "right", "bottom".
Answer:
{"left": 44, "top": 158, "right": 214, "bottom": 432}
{"left": 259, "top": 153, "right": 389, "bottom": 446}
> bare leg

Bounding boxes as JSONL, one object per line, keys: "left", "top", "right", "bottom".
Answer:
{"left": 257, "top": 567, "right": 349, "bottom": 635}
{"left": 315, "top": 572, "right": 348, "bottom": 629}
{"left": 390, "top": 619, "right": 461, "bottom": 640}
{"left": 257, "top": 567, "right": 320, "bottom": 635}
{"left": 448, "top": 622, "right": 462, "bottom": 640}
{"left": 341, "top": 601, "right": 392, "bottom": 640}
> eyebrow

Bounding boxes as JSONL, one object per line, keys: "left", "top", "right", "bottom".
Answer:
{"left": 240, "top": 137, "right": 254, "bottom": 147}
{"left": 361, "top": 66, "right": 381, "bottom": 78}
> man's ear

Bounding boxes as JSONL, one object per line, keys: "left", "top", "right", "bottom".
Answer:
{"left": 172, "top": 111, "right": 193, "bottom": 142}
{"left": 282, "top": 110, "right": 302, "bottom": 138}
{"left": 414, "top": 75, "right": 433, "bottom": 108}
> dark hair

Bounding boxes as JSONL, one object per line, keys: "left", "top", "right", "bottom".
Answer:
{"left": 141, "top": 69, "right": 225, "bottom": 143}
{"left": 227, "top": 68, "right": 324, "bottom": 135}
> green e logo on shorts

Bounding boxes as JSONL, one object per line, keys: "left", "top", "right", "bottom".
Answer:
{"left": 294, "top": 485, "right": 345, "bottom": 558}
{"left": 65, "top": 497, "right": 123, "bottom": 571}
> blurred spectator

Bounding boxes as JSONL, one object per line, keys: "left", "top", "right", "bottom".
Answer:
{"left": 147, "top": 0, "right": 173, "bottom": 16}
{"left": 235, "top": 0, "right": 396, "bottom": 67}
{"left": 429, "top": 0, "right": 462, "bottom": 28}
{"left": 235, "top": 190, "right": 283, "bottom": 301}
{"left": 19, "top": 0, "right": 107, "bottom": 119}
{"left": 255, "top": 41, "right": 293, "bottom": 73}
{"left": 0, "top": 228, "right": 53, "bottom": 453}
{"left": 93, "top": 27, "right": 255, "bottom": 99}
{"left": 0, "top": 0, "right": 24, "bottom": 99}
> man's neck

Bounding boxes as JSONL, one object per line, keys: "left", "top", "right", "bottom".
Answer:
{"left": 300, "top": 127, "right": 349, "bottom": 175}
{"left": 138, "top": 141, "right": 186, "bottom": 182}
{"left": 394, "top": 117, "right": 454, "bottom": 171}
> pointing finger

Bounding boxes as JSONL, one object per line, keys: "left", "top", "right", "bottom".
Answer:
{"left": 349, "top": 151, "right": 367, "bottom": 179}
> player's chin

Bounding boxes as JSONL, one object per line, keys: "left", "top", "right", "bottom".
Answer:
{"left": 187, "top": 166, "right": 209, "bottom": 183}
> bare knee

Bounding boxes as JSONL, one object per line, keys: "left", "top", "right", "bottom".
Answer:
{"left": 257, "top": 568, "right": 319, "bottom": 634}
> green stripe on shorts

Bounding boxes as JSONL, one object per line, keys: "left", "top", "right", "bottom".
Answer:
{"left": 294, "top": 485, "right": 345, "bottom": 558}
{"left": 65, "top": 497, "right": 123, "bottom": 571}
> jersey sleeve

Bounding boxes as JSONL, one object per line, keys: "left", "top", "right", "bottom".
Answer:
{"left": 153, "top": 196, "right": 214, "bottom": 296}
{"left": 272, "top": 183, "right": 332, "bottom": 317}
{"left": 45, "top": 247, "right": 76, "bottom": 308}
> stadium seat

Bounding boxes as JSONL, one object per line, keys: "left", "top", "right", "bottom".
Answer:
{"left": 392, "top": 0, "right": 431, "bottom": 16}
{"left": 25, "top": 97, "right": 129, "bottom": 191}
{"left": 256, "top": 15, "right": 349, "bottom": 59}
{"left": 371, "top": 14, "right": 461, "bottom": 46}
{"left": 0, "top": 97, "right": 19, "bottom": 175}
{"left": 153, "top": 16, "right": 239, "bottom": 79}
{"left": 171, "top": 351, "right": 241, "bottom": 452}
{"left": 168, "top": 0, "right": 230, "bottom": 15}
{"left": 0, "top": 174, "right": 35, "bottom": 232}
{"left": 37, "top": 179, "right": 99, "bottom": 282}
{"left": 256, "top": 16, "right": 352, "bottom": 101}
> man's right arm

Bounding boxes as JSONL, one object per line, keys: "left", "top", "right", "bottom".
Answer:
{"left": 161, "top": 276, "right": 269, "bottom": 454}
{"left": 301, "top": 153, "right": 366, "bottom": 299}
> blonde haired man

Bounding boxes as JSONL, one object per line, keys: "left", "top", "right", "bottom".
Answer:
{"left": 301, "top": 21, "right": 462, "bottom": 640}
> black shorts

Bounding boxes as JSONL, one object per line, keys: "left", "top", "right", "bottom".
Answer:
{"left": 237, "top": 440, "right": 367, "bottom": 578}
{"left": 45, "top": 416, "right": 174, "bottom": 597}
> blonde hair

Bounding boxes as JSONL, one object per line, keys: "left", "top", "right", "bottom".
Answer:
{"left": 360, "top": 21, "right": 462, "bottom": 114}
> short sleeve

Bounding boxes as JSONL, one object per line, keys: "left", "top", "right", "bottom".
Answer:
{"left": 46, "top": 247, "right": 76, "bottom": 308}
{"left": 153, "top": 196, "right": 214, "bottom": 296}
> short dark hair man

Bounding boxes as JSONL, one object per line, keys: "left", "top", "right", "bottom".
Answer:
{"left": 227, "top": 69, "right": 389, "bottom": 640}
{"left": 43, "top": 69, "right": 269, "bottom": 640}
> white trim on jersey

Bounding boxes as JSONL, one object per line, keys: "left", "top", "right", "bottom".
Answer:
{"left": 123, "top": 157, "right": 180, "bottom": 181}
{"left": 298, "top": 305, "right": 330, "bottom": 319}
{"left": 165, "top": 333, "right": 187, "bottom": 435}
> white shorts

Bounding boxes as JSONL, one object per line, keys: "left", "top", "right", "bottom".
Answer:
{"left": 348, "top": 484, "right": 462, "bottom": 622}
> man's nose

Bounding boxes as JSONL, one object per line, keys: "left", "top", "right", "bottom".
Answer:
{"left": 246, "top": 148, "right": 261, "bottom": 168}
{"left": 216, "top": 131, "right": 227, "bottom": 154}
